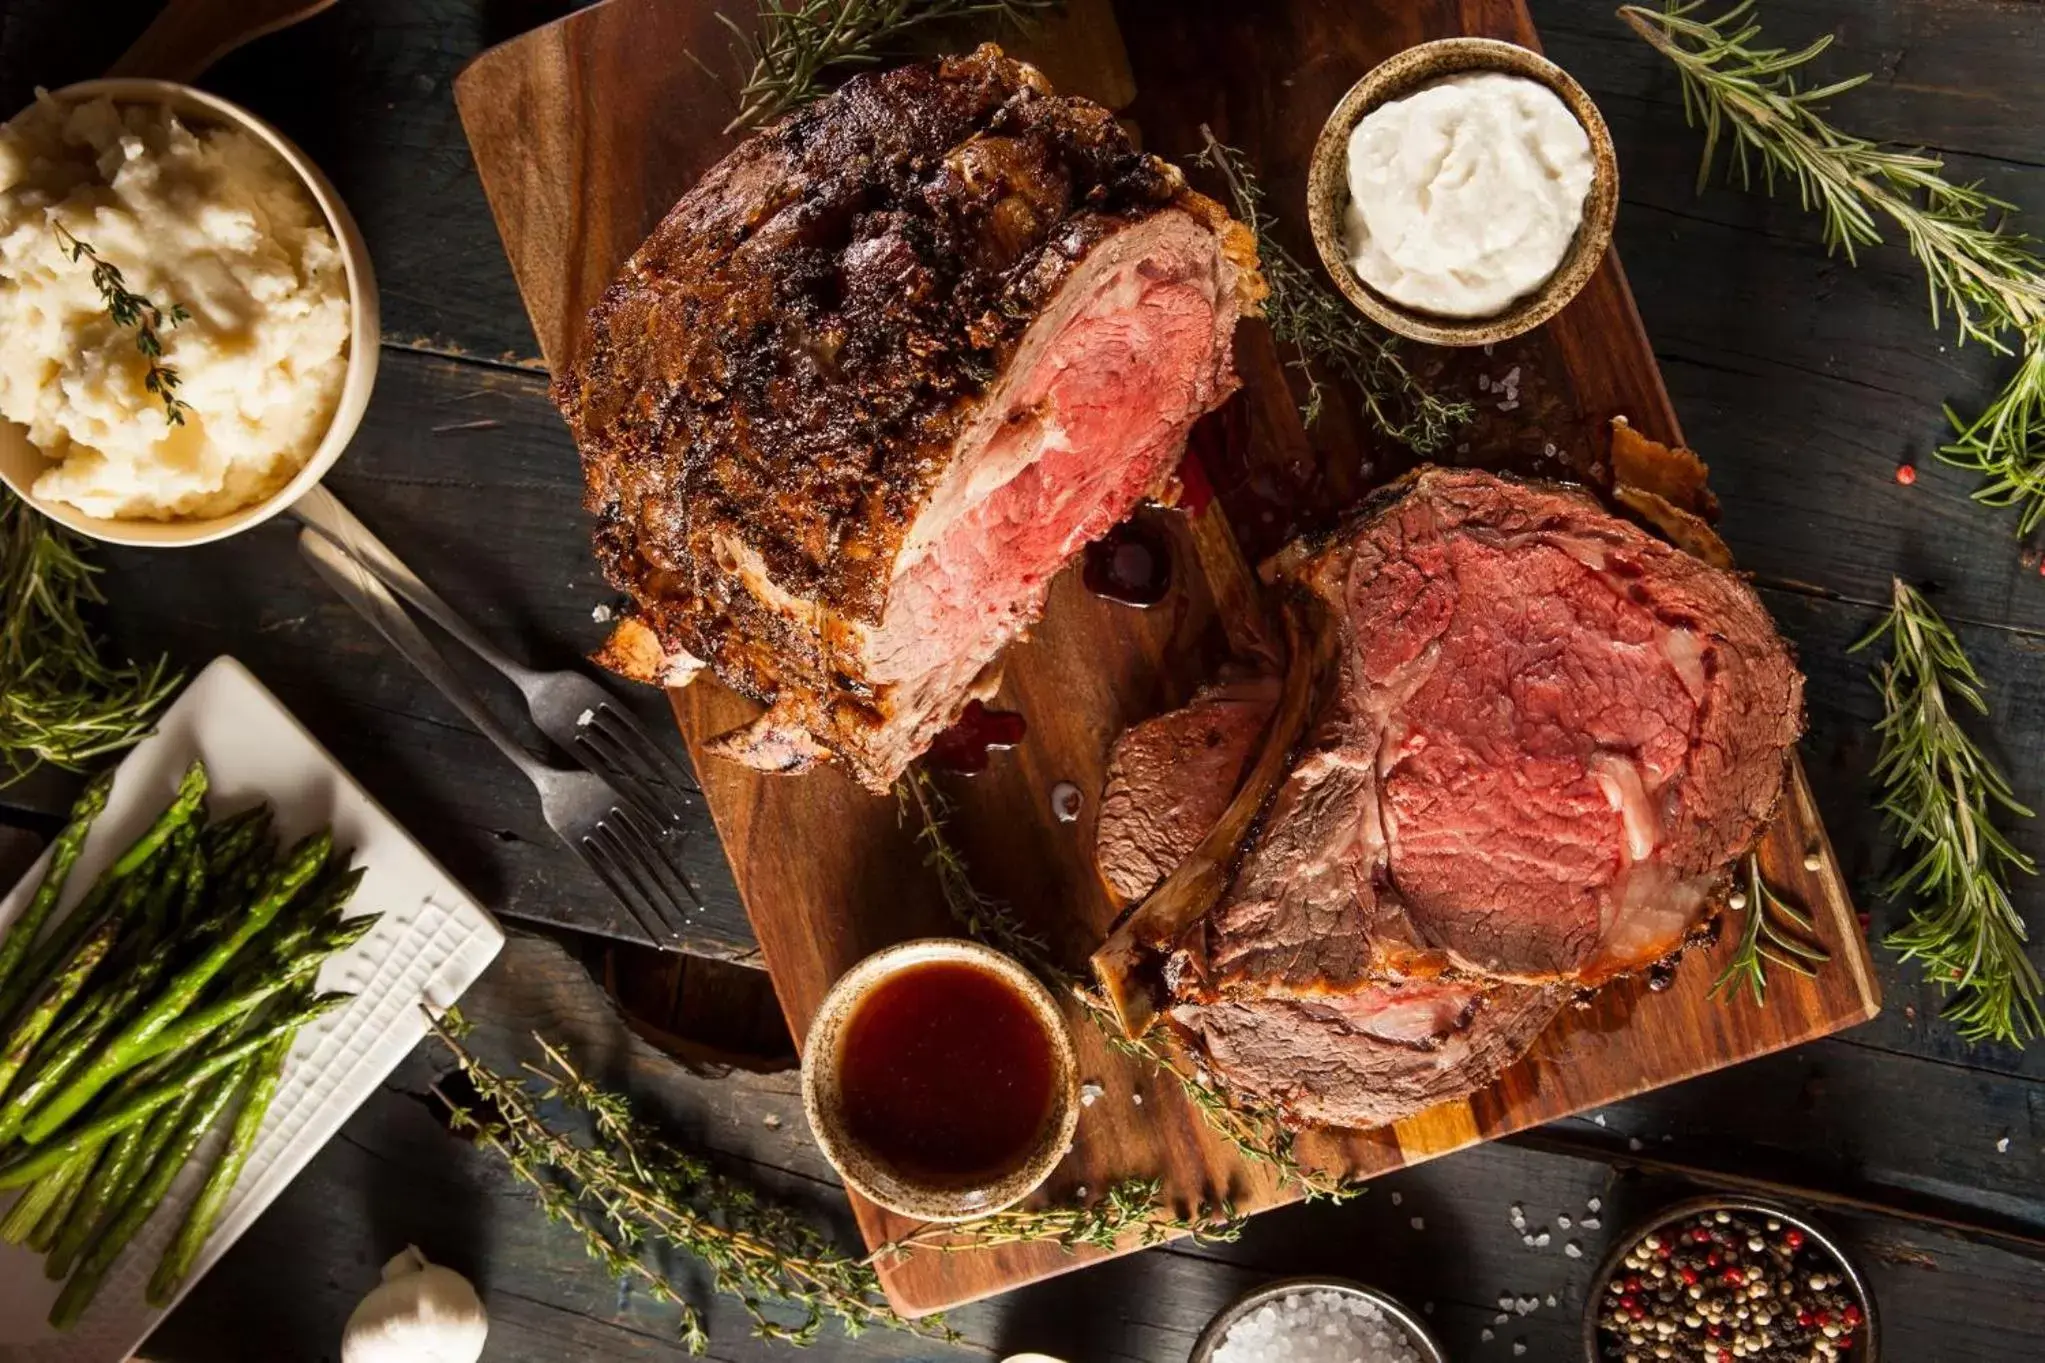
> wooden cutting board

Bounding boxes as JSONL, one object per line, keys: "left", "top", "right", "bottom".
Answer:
{"left": 455, "top": 0, "right": 1880, "bottom": 1316}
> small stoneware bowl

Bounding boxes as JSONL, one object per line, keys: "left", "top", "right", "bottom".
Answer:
{"left": 1306, "top": 37, "right": 1618, "bottom": 347}
{"left": 0, "top": 79, "right": 379, "bottom": 548}
{"left": 1190, "top": 1277, "right": 1448, "bottom": 1363}
{"left": 1582, "top": 1195, "right": 1880, "bottom": 1362}
{"left": 801, "top": 937, "right": 1079, "bottom": 1222}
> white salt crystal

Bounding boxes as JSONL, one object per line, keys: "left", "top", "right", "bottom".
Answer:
{"left": 1391, "top": 1192, "right": 1403, "bottom": 1206}
{"left": 1079, "top": 1082, "right": 1104, "bottom": 1107}
{"left": 1210, "top": 1289, "right": 1426, "bottom": 1363}
{"left": 762, "top": 1113, "right": 781, "bottom": 1129}
{"left": 1545, "top": 1295, "right": 1558, "bottom": 1308}
{"left": 591, "top": 602, "right": 614, "bottom": 623}
{"left": 1410, "top": 1217, "right": 1425, "bottom": 1231}
{"left": 1997, "top": 1136, "right": 2011, "bottom": 1153}
{"left": 1498, "top": 1296, "right": 1513, "bottom": 1311}
{"left": 576, "top": 708, "right": 595, "bottom": 728}
{"left": 1481, "top": 1328, "right": 1495, "bottom": 1342}
{"left": 1499, "top": 399, "right": 1520, "bottom": 412}
{"left": 1513, "top": 1342, "right": 1528, "bottom": 1356}
{"left": 1505, "top": 366, "right": 1521, "bottom": 385}
{"left": 1587, "top": 1197, "right": 1602, "bottom": 1212}
{"left": 1534, "top": 1231, "right": 1551, "bottom": 1247}
{"left": 1582, "top": 1217, "right": 1601, "bottom": 1230}
{"left": 1132, "top": 1093, "right": 1143, "bottom": 1106}
{"left": 1565, "top": 1242, "right": 1583, "bottom": 1259}
{"left": 1494, "top": 1313, "right": 1509, "bottom": 1325}
{"left": 1557, "top": 1214, "right": 1571, "bottom": 1229}
{"left": 1594, "top": 1114, "right": 1607, "bottom": 1127}
{"left": 1628, "top": 1137, "right": 1644, "bottom": 1152}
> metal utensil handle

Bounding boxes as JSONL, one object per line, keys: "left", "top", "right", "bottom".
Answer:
{"left": 298, "top": 527, "right": 553, "bottom": 786}
{"left": 293, "top": 484, "right": 535, "bottom": 685}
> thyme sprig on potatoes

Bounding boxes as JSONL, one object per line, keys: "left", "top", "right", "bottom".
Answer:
{"left": 1192, "top": 129, "right": 1470, "bottom": 453}
{"left": 1620, "top": 1, "right": 2045, "bottom": 531}
{"left": 1853, "top": 579, "right": 2042, "bottom": 1047}
{"left": 53, "top": 224, "right": 192, "bottom": 427}
{"left": 0, "top": 491, "right": 180, "bottom": 784}
{"left": 723, "top": 0, "right": 1059, "bottom": 133}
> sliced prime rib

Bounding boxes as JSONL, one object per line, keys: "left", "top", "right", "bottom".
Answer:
{"left": 554, "top": 45, "right": 1262, "bottom": 791}
{"left": 1095, "top": 466, "right": 1803, "bottom": 1130}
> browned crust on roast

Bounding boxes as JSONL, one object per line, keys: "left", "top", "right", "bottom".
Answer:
{"left": 555, "top": 45, "right": 1263, "bottom": 731}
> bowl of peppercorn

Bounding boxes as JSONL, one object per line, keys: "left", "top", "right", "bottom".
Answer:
{"left": 1583, "top": 1195, "right": 1877, "bottom": 1363}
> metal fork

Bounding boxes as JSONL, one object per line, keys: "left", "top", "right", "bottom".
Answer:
{"left": 292, "top": 484, "right": 699, "bottom": 829}
{"left": 298, "top": 525, "right": 696, "bottom": 948}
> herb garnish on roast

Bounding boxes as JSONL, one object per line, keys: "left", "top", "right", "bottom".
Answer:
{"left": 555, "top": 45, "right": 1263, "bottom": 790}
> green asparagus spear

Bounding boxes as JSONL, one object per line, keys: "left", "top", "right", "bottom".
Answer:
{"left": 0, "top": 993, "right": 345, "bottom": 1189}
{"left": 0, "top": 1164, "right": 70, "bottom": 1243}
{"left": 0, "top": 915, "right": 117, "bottom": 1103}
{"left": 147, "top": 1028, "right": 294, "bottom": 1305}
{"left": 3, "top": 763, "right": 208, "bottom": 1021}
{"left": 49, "top": 1065, "right": 248, "bottom": 1331}
{"left": 21, "top": 832, "right": 330, "bottom": 1145}
{"left": 46, "top": 1073, "right": 197, "bottom": 1280}
{"left": 200, "top": 806, "right": 268, "bottom": 870}
{"left": 125, "top": 923, "right": 359, "bottom": 1067}
{"left": 26, "top": 1152, "right": 92, "bottom": 1252}
{"left": 0, "top": 771, "right": 113, "bottom": 1017}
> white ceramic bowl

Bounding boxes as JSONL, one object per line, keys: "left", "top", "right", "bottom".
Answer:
{"left": 0, "top": 79, "right": 379, "bottom": 548}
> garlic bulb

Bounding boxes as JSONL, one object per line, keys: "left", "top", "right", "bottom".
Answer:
{"left": 341, "top": 1246, "right": 488, "bottom": 1363}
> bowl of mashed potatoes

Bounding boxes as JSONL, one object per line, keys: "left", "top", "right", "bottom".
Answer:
{"left": 1305, "top": 39, "right": 1618, "bottom": 347}
{"left": 0, "top": 79, "right": 378, "bottom": 546}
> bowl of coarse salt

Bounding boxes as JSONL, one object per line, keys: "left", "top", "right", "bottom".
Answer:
{"left": 1190, "top": 1278, "right": 1447, "bottom": 1363}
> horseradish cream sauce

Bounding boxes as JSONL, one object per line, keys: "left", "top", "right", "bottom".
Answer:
{"left": 1342, "top": 71, "right": 1593, "bottom": 318}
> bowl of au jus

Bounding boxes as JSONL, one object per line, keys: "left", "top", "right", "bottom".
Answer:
{"left": 801, "top": 937, "right": 1079, "bottom": 1221}
{"left": 1306, "top": 37, "right": 1618, "bottom": 347}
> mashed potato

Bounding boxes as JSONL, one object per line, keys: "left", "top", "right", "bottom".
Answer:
{"left": 0, "top": 94, "right": 350, "bottom": 520}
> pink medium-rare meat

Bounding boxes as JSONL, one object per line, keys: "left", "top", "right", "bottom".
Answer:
{"left": 1093, "top": 671, "right": 1565, "bottom": 1131}
{"left": 1204, "top": 467, "right": 1804, "bottom": 996}
{"left": 554, "top": 45, "right": 1263, "bottom": 791}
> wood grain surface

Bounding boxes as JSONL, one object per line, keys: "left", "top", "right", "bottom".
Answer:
{"left": 455, "top": 0, "right": 1880, "bottom": 1314}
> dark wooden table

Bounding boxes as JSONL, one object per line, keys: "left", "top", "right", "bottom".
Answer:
{"left": 3, "top": 1, "right": 2044, "bottom": 1359}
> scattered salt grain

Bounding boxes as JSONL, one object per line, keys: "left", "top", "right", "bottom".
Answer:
{"left": 1522, "top": 1234, "right": 1537, "bottom": 1247}
{"left": 1079, "top": 1082, "right": 1104, "bottom": 1107}
{"left": 576, "top": 708, "right": 595, "bottom": 728}
{"left": 1484, "top": 342, "right": 1496, "bottom": 356}
{"left": 1581, "top": 1217, "right": 1601, "bottom": 1229}
{"left": 1478, "top": 375, "right": 1491, "bottom": 391}
{"left": 1557, "top": 1214, "right": 1571, "bottom": 1229}
{"left": 1997, "top": 1135, "right": 2011, "bottom": 1153}
{"left": 1494, "top": 1313, "right": 1509, "bottom": 1325}
{"left": 591, "top": 602, "right": 614, "bottom": 623}
{"left": 1209, "top": 1289, "right": 1426, "bottom": 1363}
{"left": 1545, "top": 1295, "right": 1558, "bottom": 1309}
{"left": 1498, "top": 1296, "right": 1513, "bottom": 1311}
{"left": 1593, "top": 1114, "right": 1607, "bottom": 1127}
{"left": 1516, "top": 1297, "right": 1538, "bottom": 1314}
{"left": 1410, "top": 1217, "right": 1425, "bottom": 1231}
{"left": 1565, "top": 1241, "right": 1583, "bottom": 1259}
{"left": 1391, "top": 1191, "right": 1403, "bottom": 1206}
{"left": 1628, "top": 1137, "right": 1644, "bottom": 1152}
{"left": 1587, "top": 1197, "right": 1602, "bottom": 1213}
{"left": 1132, "top": 1093, "right": 1143, "bottom": 1106}
{"left": 1481, "top": 1328, "right": 1495, "bottom": 1342}
{"left": 1513, "top": 1342, "right": 1527, "bottom": 1356}
{"left": 1498, "top": 399, "right": 1520, "bottom": 412}
{"left": 762, "top": 1113, "right": 781, "bottom": 1130}
{"left": 1505, "top": 366, "right": 1521, "bottom": 386}
{"left": 1534, "top": 1231, "right": 1551, "bottom": 1247}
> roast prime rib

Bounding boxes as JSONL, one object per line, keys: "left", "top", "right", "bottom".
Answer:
{"left": 1096, "top": 468, "right": 1805, "bottom": 1130}
{"left": 554, "top": 45, "right": 1262, "bottom": 791}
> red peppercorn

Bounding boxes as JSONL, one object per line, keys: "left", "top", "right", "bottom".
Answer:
{"left": 1679, "top": 1267, "right": 1699, "bottom": 1285}
{"left": 1723, "top": 1267, "right": 1744, "bottom": 1285}
{"left": 1797, "top": 1310, "right": 1815, "bottom": 1329}
{"left": 1654, "top": 1241, "right": 1672, "bottom": 1259}
{"left": 1719, "top": 1350, "right": 1733, "bottom": 1363}
{"left": 1630, "top": 1306, "right": 1646, "bottom": 1321}
{"left": 1784, "top": 1229, "right": 1804, "bottom": 1249}
{"left": 1706, "top": 1250, "right": 1721, "bottom": 1267}
{"left": 1896, "top": 464, "right": 1917, "bottom": 485}
{"left": 1844, "top": 1305, "right": 1864, "bottom": 1328}
{"left": 1815, "top": 1310, "right": 1832, "bottom": 1328}
{"left": 1619, "top": 1295, "right": 1637, "bottom": 1311}
{"left": 1707, "top": 1324, "right": 1723, "bottom": 1339}
{"left": 1626, "top": 1276, "right": 1643, "bottom": 1293}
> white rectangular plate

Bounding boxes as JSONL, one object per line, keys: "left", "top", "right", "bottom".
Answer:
{"left": 0, "top": 656, "right": 504, "bottom": 1360}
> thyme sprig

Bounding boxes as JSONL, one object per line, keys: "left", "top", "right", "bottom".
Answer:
{"left": 1192, "top": 129, "right": 1470, "bottom": 452}
{"left": 1, "top": 491, "right": 180, "bottom": 783}
{"left": 876, "top": 1176, "right": 1240, "bottom": 1258}
{"left": 1619, "top": 1, "right": 2045, "bottom": 530}
{"left": 722, "top": 0, "right": 1059, "bottom": 133}
{"left": 431, "top": 1015, "right": 1221, "bottom": 1352}
{"left": 1852, "top": 579, "right": 2042, "bottom": 1047}
{"left": 901, "top": 765, "right": 1362, "bottom": 1202}
{"left": 53, "top": 223, "right": 192, "bottom": 427}
{"left": 1709, "top": 853, "right": 1831, "bottom": 1006}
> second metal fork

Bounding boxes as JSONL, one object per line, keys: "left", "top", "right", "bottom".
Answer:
{"left": 299, "top": 525, "right": 696, "bottom": 947}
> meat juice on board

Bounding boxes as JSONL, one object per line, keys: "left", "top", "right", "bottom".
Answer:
{"left": 923, "top": 700, "right": 1027, "bottom": 775}
{"left": 835, "top": 960, "right": 1057, "bottom": 1185}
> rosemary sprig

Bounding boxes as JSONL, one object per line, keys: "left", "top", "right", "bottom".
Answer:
{"left": 1619, "top": 1, "right": 2045, "bottom": 530}
{"left": 1, "top": 491, "right": 180, "bottom": 783}
{"left": 1192, "top": 129, "right": 1470, "bottom": 452}
{"left": 1852, "top": 578, "right": 2043, "bottom": 1047}
{"left": 53, "top": 223, "right": 193, "bottom": 427}
{"left": 1709, "top": 853, "right": 1831, "bottom": 1006}
{"left": 722, "top": 0, "right": 1059, "bottom": 133}
{"left": 900, "top": 765, "right": 1362, "bottom": 1202}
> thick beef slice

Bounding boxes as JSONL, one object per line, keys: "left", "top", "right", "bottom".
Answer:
{"left": 556, "top": 45, "right": 1261, "bottom": 790}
